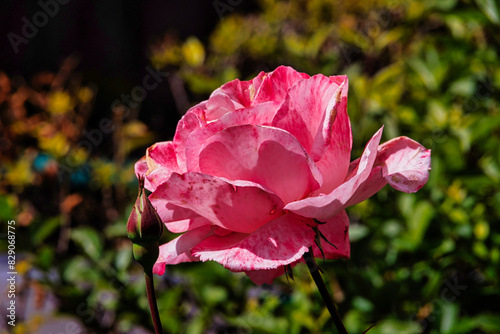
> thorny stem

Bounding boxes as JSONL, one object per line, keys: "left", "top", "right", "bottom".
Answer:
{"left": 145, "top": 270, "right": 163, "bottom": 334}
{"left": 303, "top": 247, "right": 348, "bottom": 334}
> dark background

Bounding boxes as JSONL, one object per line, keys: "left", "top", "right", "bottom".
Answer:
{"left": 0, "top": 0, "right": 256, "bottom": 138}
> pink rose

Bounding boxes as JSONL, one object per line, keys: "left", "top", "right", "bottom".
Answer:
{"left": 135, "top": 66, "right": 431, "bottom": 284}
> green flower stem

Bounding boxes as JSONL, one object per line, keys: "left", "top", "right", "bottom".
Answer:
{"left": 144, "top": 270, "right": 163, "bottom": 334}
{"left": 303, "top": 247, "right": 348, "bottom": 334}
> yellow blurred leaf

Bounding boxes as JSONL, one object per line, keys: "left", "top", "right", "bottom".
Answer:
{"left": 47, "top": 91, "right": 74, "bottom": 115}
{"left": 182, "top": 37, "right": 205, "bottom": 67}
{"left": 474, "top": 221, "right": 490, "bottom": 240}
{"left": 77, "top": 87, "right": 94, "bottom": 104}
{"left": 90, "top": 160, "right": 117, "bottom": 187}
{"left": 151, "top": 45, "right": 182, "bottom": 68}
{"left": 4, "top": 156, "right": 35, "bottom": 187}
{"left": 38, "top": 132, "right": 70, "bottom": 158}
{"left": 66, "top": 146, "right": 89, "bottom": 167}
{"left": 16, "top": 259, "right": 31, "bottom": 275}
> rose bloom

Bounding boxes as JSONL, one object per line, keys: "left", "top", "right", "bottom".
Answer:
{"left": 135, "top": 66, "right": 431, "bottom": 284}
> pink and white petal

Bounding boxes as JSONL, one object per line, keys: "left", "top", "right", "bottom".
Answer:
{"left": 146, "top": 141, "right": 181, "bottom": 172}
{"left": 314, "top": 139, "right": 351, "bottom": 196}
{"left": 135, "top": 156, "right": 157, "bottom": 191}
{"left": 203, "top": 71, "right": 271, "bottom": 117}
{"left": 284, "top": 127, "right": 384, "bottom": 221}
{"left": 245, "top": 267, "right": 285, "bottom": 285}
{"left": 198, "top": 125, "right": 322, "bottom": 204}
{"left": 314, "top": 78, "right": 352, "bottom": 194}
{"left": 343, "top": 166, "right": 386, "bottom": 207}
{"left": 192, "top": 213, "right": 315, "bottom": 271}
{"left": 210, "top": 71, "right": 268, "bottom": 108}
{"left": 310, "top": 76, "right": 349, "bottom": 161}
{"left": 185, "top": 102, "right": 282, "bottom": 172}
{"left": 143, "top": 167, "right": 172, "bottom": 192}
{"left": 135, "top": 156, "right": 148, "bottom": 178}
{"left": 149, "top": 199, "right": 211, "bottom": 233}
{"left": 153, "top": 262, "right": 167, "bottom": 275}
{"left": 144, "top": 142, "right": 183, "bottom": 191}
{"left": 246, "top": 71, "right": 267, "bottom": 104}
{"left": 154, "top": 225, "right": 215, "bottom": 275}
{"left": 173, "top": 108, "right": 207, "bottom": 171}
{"left": 312, "top": 210, "right": 350, "bottom": 260}
{"left": 253, "top": 66, "right": 309, "bottom": 104}
{"left": 165, "top": 217, "right": 211, "bottom": 234}
{"left": 271, "top": 75, "right": 345, "bottom": 161}
{"left": 377, "top": 136, "right": 431, "bottom": 193}
{"left": 150, "top": 172, "right": 285, "bottom": 233}
{"left": 205, "top": 93, "right": 241, "bottom": 120}
{"left": 344, "top": 137, "right": 431, "bottom": 206}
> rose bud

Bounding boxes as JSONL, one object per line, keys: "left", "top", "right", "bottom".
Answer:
{"left": 127, "top": 176, "right": 164, "bottom": 272}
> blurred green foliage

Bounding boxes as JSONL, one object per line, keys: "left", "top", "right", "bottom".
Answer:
{"left": 1, "top": 0, "right": 500, "bottom": 333}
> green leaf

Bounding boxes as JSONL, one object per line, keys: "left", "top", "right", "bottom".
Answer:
{"left": 475, "top": 0, "right": 500, "bottom": 24}
{"left": 396, "top": 201, "right": 434, "bottom": 251}
{"left": 201, "top": 285, "right": 228, "bottom": 305}
{"left": 352, "top": 296, "right": 374, "bottom": 312}
{"left": 0, "top": 195, "right": 16, "bottom": 220}
{"left": 63, "top": 256, "right": 101, "bottom": 285}
{"left": 33, "top": 245, "right": 55, "bottom": 270}
{"left": 440, "top": 302, "right": 459, "bottom": 333}
{"left": 475, "top": 314, "right": 500, "bottom": 332}
{"left": 449, "top": 316, "right": 480, "bottom": 333}
{"left": 71, "top": 227, "right": 103, "bottom": 261}
{"left": 104, "top": 217, "right": 127, "bottom": 238}
{"left": 344, "top": 309, "right": 366, "bottom": 334}
{"left": 186, "top": 314, "right": 204, "bottom": 334}
{"left": 31, "top": 217, "right": 61, "bottom": 246}
{"left": 115, "top": 246, "right": 133, "bottom": 271}
{"left": 367, "top": 319, "right": 421, "bottom": 334}
{"left": 350, "top": 224, "right": 370, "bottom": 242}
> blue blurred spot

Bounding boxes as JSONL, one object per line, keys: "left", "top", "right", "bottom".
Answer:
{"left": 33, "top": 153, "right": 51, "bottom": 172}
{"left": 70, "top": 165, "right": 91, "bottom": 187}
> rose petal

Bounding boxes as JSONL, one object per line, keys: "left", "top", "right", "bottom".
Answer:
{"left": 344, "top": 136, "right": 431, "bottom": 206}
{"left": 173, "top": 108, "right": 206, "bottom": 171}
{"left": 310, "top": 77, "right": 349, "bottom": 161}
{"left": 134, "top": 156, "right": 148, "bottom": 178}
{"left": 149, "top": 200, "right": 211, "bottom": 233}
{"left": 284, "top": 127, "right": 384, "bottom": 221}
{"left": 198, "top": 124, "right": 323, "bottom": 204}
{"left": 192, "top": 213, "right": 315, "bottom": 271}
{"left": 142, "top": 141, "right": 183, "bottom": 191}
{"left": 314, "top": 76, "right": 352, "bottom": 194}
{"left": 205, "top": 94, "right": 241, "bottom": 120}
{"left": 150, "top": 172, "right": 285, "bottom": 233}
{"left": 378, "top": 136, "right": 431, "bottom": 193}
{"left": 313, "top": 210, "right": 350, "bottom": 260}
{"left": 154, "top": 225, "right": 215, "bottom": 275}
{"left": 271, "top": 75, "right": 348, "bottom": 162}
{"left": 253, "top": 65, "right": 310, "bottom": 104}
{"left": 245, "top": 267, "right": 285, "bottom": 285}
{"left": 185, "top": 102, "right": 282, "bottom": 172}
{"left": 146, "top": 141, "right": 180, "bottom": 171}
{"left": 208, "top": 71, "right": 268, "bottom": 110}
